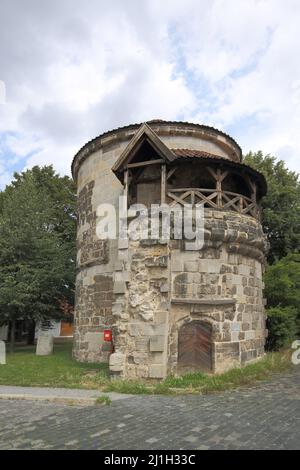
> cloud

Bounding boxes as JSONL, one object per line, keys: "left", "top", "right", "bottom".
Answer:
{"left": 0, "top": 0, "right": 299, "bottom": 189}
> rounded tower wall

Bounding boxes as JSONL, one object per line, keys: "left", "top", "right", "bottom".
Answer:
{"left": 74, "top": 146, "right": 124, "bottom": 362}
{"left": 73, "top": 120, "right": 267, "bottom": 375}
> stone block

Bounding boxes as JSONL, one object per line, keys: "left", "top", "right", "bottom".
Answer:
{"left": 132, "top": 353, "right": 148, "bottom": 364}
{"left": 215, "top": 341, "right": 240, "bottom": 358}
{"left": 114, "top": 260, "right": 124, "bottom": 271}
{"left": 153, "top": 323, "right": 167, "bottom": 335}
{"left": 128, "top": 323, "right": 152, "bottom": 336}
{"left": 231, "top": 332, "right": 239, "bottom": 342}
{"left": 109, "top": 352, "right": 125, "bottom": 372}
{"left": 114, "top": 271, "right": 130, "bottom": 282}
{"left": 128, "top": 322, "right": 167, "bottom": 337}
{"left": 245, "top": 330, "right": 255, "bottom": 340}
{"left": 199, "top": 259, "right": 220, "bottom": 273}
{"left": 118, "top": 250, "right": 129, "bottom": 261}
{"left": 154, "top": 311, "right": 168, "bottom": 324}
{"left": 160, "top": 282, "right": 169, "bottom": 293}
{"left": 232, "top": 322, "right": 241, "bottom": 332}
{"left": 239, "top": 265, "right": 250, "bottom": 276}
{"left": 135, "top": 337, "right": 149, "bottom": 351}
{"left": 84, "top": 332, "right": 103, "bottom": 352}
{"left": 0, "top": 340, "right": 6, "bottom": 364}
{"left": 184, "top": 261, "right": 198, "bottom": 272}
{"left": 118, "top": 238, "right": 129, "bottom": 249}
{"left": 145, "top": 256, "right": 168, "bottom": 268}
{"left": 228, "top": 253, "right": 238, "bottom": 264}
{"left": 171, "top": 255, "right": 184, "bottom": 272}
{"left": 112, "top": 302, "right": 123, "bottom": 316}
{"left": 139, "top": 239, "right": 158, "bottom": 246}
{"left": 150, "top": 335, "right": 165, "bottom": 352}
{"left": 36, "top": 334, "right": 54, "bottom": 356}
{"left": 123, "top": 271, "right": 130, "bottom": 282}
{"left": 149, "top": 364, "right": 165, "bottom": 378}
{"left": 113, "top": 281, "right": 126, "bottom": 294}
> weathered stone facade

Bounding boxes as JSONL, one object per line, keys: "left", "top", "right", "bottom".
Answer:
{"left": 109, "top": 210, "right": 267, "bottom": 378}
{"left": 72, "top": 120, "right": 268, "bottom": 376}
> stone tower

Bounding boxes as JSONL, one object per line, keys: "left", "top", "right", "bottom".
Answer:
{"left": 72, "top": 120, "right": 267, "bottom": 379}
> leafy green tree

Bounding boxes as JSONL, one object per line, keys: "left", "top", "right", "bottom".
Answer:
{"left": 264, "top": 253, "right": 300, "bottom": 309}
{"left": 0, "top": 166, "right": 76, "bottom": 351}
{"left": 244, "top": 151, "right": 300, "bottom": 263}
{"left": 264, "top": 253, "right": 300, "bottom": 350}
{"left": 265, "top": 306, "right": 298, "bottom": 351}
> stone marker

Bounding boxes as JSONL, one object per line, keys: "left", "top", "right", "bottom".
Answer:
{"left": 36, "top": 334, "right": 54, "bottom": 356}
{"left": 0, "top": 340, "right": 6, "bottom": 364}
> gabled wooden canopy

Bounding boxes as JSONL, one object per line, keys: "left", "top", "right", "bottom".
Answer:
{"left": 112, "top": 123, "right": 176, "bottom": 181}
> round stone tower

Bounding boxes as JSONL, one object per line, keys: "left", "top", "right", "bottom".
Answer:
{"left": 72, "top": 120, "right": 267, "bottom": 378}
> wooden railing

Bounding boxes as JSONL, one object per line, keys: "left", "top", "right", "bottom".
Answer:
{"left": 167, "top": 188, "right": 259, "bottom": 219}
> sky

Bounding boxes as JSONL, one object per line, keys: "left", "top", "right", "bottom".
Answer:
{"left": 0, "top": 0, "right": 300, "bottom": 189}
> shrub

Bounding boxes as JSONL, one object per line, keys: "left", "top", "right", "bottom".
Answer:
{"left": 266, "top": 306, "right": 298, "bottom": 351}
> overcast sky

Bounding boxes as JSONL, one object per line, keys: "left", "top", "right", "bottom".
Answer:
{"left": 0, "top": 0, "right": 300, "bottom": 188}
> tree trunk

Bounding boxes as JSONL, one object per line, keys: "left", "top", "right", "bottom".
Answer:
{"left": 10, "top": 319, "right": 16, "bottom": 353}
{"left": 27, "top": 321, "right": 36, "bottom": 345}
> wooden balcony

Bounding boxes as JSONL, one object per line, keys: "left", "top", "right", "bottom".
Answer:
{"left": 167, "top": 187, "right": 260, "bottom": 219}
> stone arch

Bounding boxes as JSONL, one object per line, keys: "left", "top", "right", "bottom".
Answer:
{"left": 177, "top": 319, "right": 213, "bottom": 373}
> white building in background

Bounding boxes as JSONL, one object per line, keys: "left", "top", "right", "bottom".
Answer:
{"left": 0, "top": 321, "right": 73, "bottom": 343}
{"left": 35, "top": 320, "right": 73, "bottom": 339}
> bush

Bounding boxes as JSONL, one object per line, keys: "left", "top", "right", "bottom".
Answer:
{"left": 266, "top": 306, "right": 298, "bottom": 351}
{"left": 264, "top": 253, "right": 300, "bottom": 310}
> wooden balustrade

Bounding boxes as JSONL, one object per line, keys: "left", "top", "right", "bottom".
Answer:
{"left": 167, "top": 187, "right": 259, "bottom": 219}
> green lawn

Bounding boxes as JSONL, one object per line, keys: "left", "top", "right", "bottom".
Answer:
{"left": 0, "top": 342, "right": 293, "bottom": 394}
{"left": 0, "top": 342, "right": 109, "bottom": 389}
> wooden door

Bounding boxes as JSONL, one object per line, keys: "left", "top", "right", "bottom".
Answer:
{"left": 178, "top": 321, "right": 212, "bottom": 372}
{"left": 60, "top": 321, "right": 73, "bottom": 337}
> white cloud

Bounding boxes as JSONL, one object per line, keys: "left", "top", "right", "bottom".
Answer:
{"left": 0, "top": 0, "right": 194, "bottom": 187}
{"left": 0, "top": 0, "right": 300, "bottom": 190}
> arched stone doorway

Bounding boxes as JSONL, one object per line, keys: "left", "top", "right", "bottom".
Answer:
{"left": 178, "top": 321, "right": 213, "bottom": 373}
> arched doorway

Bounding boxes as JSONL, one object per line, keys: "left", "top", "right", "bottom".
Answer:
{"left": 178, "top": 321, "right": 213, "bottom": 373}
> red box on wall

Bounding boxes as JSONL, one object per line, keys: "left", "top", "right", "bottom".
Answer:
{"left": 104, "top": 329, "right": 112, "bottom": 342}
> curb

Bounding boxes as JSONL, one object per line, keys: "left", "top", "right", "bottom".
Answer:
{"left": 0, "top": 394, "right": 99, "bottom": 406}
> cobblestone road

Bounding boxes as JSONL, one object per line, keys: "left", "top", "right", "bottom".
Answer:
{"left": 0, "top": 368, "right": 299, "bottom": 450}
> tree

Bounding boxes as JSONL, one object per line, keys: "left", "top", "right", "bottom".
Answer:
{"left": 264, "top": 253, "right": 300, "bottom": 309}
{"left": 0, "top": 166, "right": 76, "bottom": 351}
{"left": 264, "top": 253, "right": 300, "bottom": 350}
{"left": 265, "top": 306, "right": 298, "bottom": 351}
{"left": 244, "top": 151, "right": 300, "bottom": 263}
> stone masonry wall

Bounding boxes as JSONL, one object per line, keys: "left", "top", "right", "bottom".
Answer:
{"left": 110, "top": 239, "right": 170, "bottom": 379}
{"left": 73, "top": 146, "right": 124, "bottom": 363}
{"left": 170, "top": 210, "right": 267, "bottom": 374}
{"left": 73, "top": 122, "right": 266, "bottom": 373}
{"left": 109, "top": 209, "right": 267, "bottom": 378}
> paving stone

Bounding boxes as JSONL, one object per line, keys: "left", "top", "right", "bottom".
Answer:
{"left": 0, "top": 368, "right": 299, "bottom": 450}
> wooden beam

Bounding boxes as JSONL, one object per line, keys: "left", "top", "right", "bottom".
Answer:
{"left": 219, "top": 170, "right": 229, "bottom": 183}
{"left": 124, "top": 169, "right": 128, "bottom": 200}
{"left": 126, "top": 158, "right": 164, "bottom": 169}
{"left": 167, "top": 167, "right": 177, "bottom": 180}
{"left": 207, "top": 166, "right": 218, "bottom": 180}
{"left": 161, "top": 164, "right": 166, "bottom": 204}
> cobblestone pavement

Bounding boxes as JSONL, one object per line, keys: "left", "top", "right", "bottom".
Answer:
{"left": 0, "top": 368, "right": 299, "bottom": 450}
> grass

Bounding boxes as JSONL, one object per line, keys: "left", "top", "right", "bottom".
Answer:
{"left": 0, "top": 342, "right": 110, "bottom": 389}
{"left": 95, "top": 395, "right": 112, "bottom": 406}
{"left": 0, "top": 342, "right": 293, "bottom": 395}
{"left": 104, "top": 350, "right": 293, "bottom": 395}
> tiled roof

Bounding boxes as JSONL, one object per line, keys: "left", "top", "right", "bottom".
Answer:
{"left": 71, "top": 119, "right": 242, "bottom": 176}
{"left": 172, "top": 148, "right": 227, "bottom": 160}
{"left": 171, "top": 149, "right": 267, "bottom": 196}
